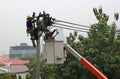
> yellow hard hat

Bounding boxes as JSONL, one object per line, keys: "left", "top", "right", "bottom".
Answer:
{"left": 26, "top": 15, "right": 32, "bottom": 19}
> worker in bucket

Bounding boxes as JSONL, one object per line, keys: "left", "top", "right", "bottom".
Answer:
{"left": 44, "top": 29, "right": 58, "bottom": 40}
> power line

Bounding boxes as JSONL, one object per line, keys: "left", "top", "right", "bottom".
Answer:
{"left": 53, "top": 25, "right": 88, "bottom": 32}
{"left": 54, "top": 23, "right": 89, "bottom": 31}
{"left": 55, "top": 19, "right": 90, "bottom": 28}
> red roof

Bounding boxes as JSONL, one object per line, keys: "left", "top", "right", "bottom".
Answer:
{"left": 0, "top": 59, "right": 30, "bottom": 65}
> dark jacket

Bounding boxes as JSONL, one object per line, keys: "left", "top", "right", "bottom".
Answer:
{"left": 26, "top": 18, "right": 36, "bottom": 29}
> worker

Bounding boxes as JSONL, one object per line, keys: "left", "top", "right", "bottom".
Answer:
{"left": 26, "top": 15, "right": 39, "bottom": 39}
{"left": 26, "top": 15, "right": 35, "bottom": 33}
{"left": 44, "top": 29, "right": 58, "bottom": 40}
{"left": 26, "top": 15, "right": 37, "bottom": 47}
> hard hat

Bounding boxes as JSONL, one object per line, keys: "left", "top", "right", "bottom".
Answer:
{"left": 26, "top": 15, "right": 32, "bottom": 19}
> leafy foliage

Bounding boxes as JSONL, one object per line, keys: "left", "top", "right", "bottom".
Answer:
{"left": 21, "top": 54, "right": 36, "bottom": 61}
{"left": 55, "top": 7, "right": 120, "bottom": 79}
{"left": 0, "top": 73, "right": 16, "bottom": 79}
{"left": 26, "top": 59, "right": 56, "bottom": 79}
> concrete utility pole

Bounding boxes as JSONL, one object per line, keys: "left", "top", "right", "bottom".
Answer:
{"left": 32, "top": 11, "right": 53, "bottom": 79}
{"left": 36, "top": 36, "right": 41, "bottom": 79}
{"left": 35, "top": 13, "right": 44, "bottom": 79}
{"left": 35, "top": 13, "right": 43, "bottom": 79}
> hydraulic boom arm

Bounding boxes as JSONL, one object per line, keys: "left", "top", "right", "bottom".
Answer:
{"left": 64, "top": 43, "right": 108, "bottom": 79}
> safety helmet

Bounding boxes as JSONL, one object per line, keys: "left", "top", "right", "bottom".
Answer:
{"left": 26, "top": 15, "right": 32, "bottom": 19}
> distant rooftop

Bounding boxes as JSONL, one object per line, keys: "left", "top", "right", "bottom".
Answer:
{"left": 10, "top": 43, "right": 35, "bottom": 50}
{"left": 0, "top": 59, "right": 30, "bottom": 66}
{"left": 0, "top": 65, "right": 28, "bottom": 74}
{"left": 20, "top": 43, "right": 28, "bottom": 46}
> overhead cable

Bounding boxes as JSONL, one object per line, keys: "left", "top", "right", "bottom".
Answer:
{"left": 53, "top": 25, "right": 88, "bottom": 33}
{"left": 55, "top": 19, "right": 90, "bottom": 28}
{"left": 54, "top": 23, "right": 89, "bottom": 31}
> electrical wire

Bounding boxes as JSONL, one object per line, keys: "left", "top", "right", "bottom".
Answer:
{"left": 54, "top": 23, "right": 89, "bottom": 31}
{"left": 53, "top": 25, "right": 88, "bottom": 32}
{"left": 55, "top": 19, "right": 90, "bottom": 28}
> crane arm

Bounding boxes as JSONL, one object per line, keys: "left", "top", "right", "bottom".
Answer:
{"left": 64, "top": 43, "right": 107, "bottom": 79}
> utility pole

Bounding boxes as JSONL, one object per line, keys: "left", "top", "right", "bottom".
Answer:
{"left": 36, "top": 36, "right": 41, "bottom": 79}
{"left": 35, "top": 12, "right": 44, "bottom": 79}
{"left": 35, "top": 12, "right": 43, "bottom": 79}
{"left": 27, "top": 11, "right": 53, "bottom": 79}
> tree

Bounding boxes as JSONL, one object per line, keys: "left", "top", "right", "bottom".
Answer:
{"left": 55, "top": 7, "right": 120, "bottom": 79}
{"left": 21, "top": 54, "right": 36, "bottom": 61}
{"left": 86, "top": 7, "right": 120, "bottom": 79}
{"left": 0, "top": 73, "right": 16, "bottom": 79}
{"left": 26, "top": 59, "right": 56, "bottom": 79}
{"left": 75, "top": 7, "right": 120, "bottom": 79}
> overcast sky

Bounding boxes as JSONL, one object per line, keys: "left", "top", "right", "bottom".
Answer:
{"left": 0, "top": 0, "right": 120, "bottom": 55}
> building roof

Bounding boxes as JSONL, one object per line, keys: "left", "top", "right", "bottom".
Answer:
{"left": 10, "top": 43, "right": 35, "bottom": 50}
{"left": 0, "top": 59, "right": 30, "bottom": 66}
{"left": 10, "top": 65, "right": 28, "bottom": 73}
{"left": 0, "top": 65, "right": 29, "bottom": 74}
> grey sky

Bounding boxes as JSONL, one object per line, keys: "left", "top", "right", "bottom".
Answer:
{"left": 0, "top": 0, "right": 120, "bottom": 55}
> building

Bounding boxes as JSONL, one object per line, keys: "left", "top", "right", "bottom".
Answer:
{"left": 9, "top": 43, "right": 36, "bottom": 59}
{"left": 0, "top": 59, "right": 30, "bottom": 79}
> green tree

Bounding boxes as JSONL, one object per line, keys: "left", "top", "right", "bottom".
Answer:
{"left": 21, "top": 54, "right": 36, "bottom": 61}
{"left": 55, "top": 7, "right": 120, "bottom": 79}
{"left": 85, "top": 7, "right": 120, "bottom": 79}
{"left": 77, "top": 7, "right": 120, "bottom": 79}
{"left": 26, "top": 74, "right": 31, "bottom": 79}
{"left": 26, "top": 59, "right": 56, "bottom": 79}
{"left": 0, "top": 73, "right": 15, "bottom": 79}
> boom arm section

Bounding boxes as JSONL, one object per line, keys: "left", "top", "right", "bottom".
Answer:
{"left": 64, "top": 43, "right": 107, "bottom": 79}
